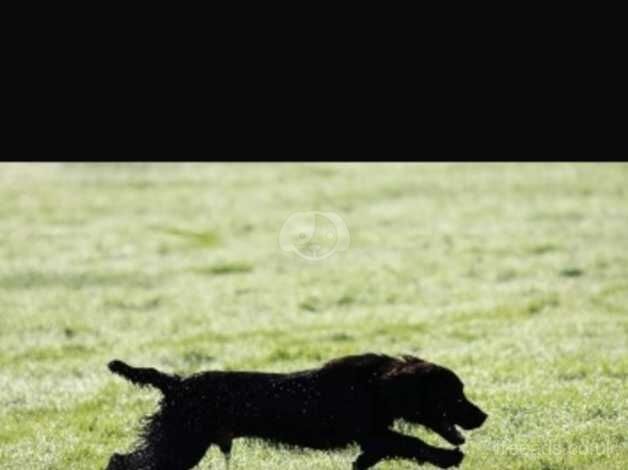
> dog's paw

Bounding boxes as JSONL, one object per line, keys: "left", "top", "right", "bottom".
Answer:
{"left": 429, "top": 447, "right": 464, "bottom": 468}
{"left": 108, "top": 359, "right": 130, "bottom": 374}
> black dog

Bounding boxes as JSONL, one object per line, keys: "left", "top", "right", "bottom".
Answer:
{"left": 106, "top": 354, "right": 487, "bottom": 469}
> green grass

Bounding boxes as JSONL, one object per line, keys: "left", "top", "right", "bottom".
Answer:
{"left": 0, "top": 162, "right": 627, "bottom": 469}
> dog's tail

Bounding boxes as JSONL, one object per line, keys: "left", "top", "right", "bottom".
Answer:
{"left": 108, "top": 359, "right": 180, "bottom": 395}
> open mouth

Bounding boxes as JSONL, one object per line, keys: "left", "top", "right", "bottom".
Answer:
{"left": 435, "top": 419, "right": 465, "bottom": 446}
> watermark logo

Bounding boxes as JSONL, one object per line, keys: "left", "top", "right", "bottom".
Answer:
{"left": 487, "top": 439, "right": 616, "bottom": 458}
{"left": 279, "top": 211, "right": 350, "bottom": 261}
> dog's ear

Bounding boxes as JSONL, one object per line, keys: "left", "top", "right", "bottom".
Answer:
{"left": 377, "top": 359, "right": 433, "bottom": 419}
{"left": 400, "top": 354, "right": 427, "bottom": 364}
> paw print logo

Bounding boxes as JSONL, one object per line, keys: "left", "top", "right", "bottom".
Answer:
{"left": 279, "top": 212, "right": 350, "bottom": 261}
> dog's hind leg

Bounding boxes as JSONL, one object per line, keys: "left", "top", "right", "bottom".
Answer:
{"left": 353, "top": 450, "right": 383, "bottom": 470}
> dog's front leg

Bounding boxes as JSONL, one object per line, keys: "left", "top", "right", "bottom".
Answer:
{"left": 353, "top": 430, "right": 464, "bottom": 469}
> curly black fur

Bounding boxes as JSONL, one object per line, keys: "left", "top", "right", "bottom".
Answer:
{"left": 106, "top": 353, "right": 487, "bottom": 469}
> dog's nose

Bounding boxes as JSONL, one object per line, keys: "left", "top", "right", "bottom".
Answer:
{"left": 459, "top": 409, "right": 488, "bottom": 430}
{"left": 477, "top": 411, "right": 488, "bottom": 427}
{"left": 463, "top": 408, "right": 488, "bottom": 429}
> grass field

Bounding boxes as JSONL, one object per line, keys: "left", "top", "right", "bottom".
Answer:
{"left": 0, "top": 163, "right": 627, "bottom": 469}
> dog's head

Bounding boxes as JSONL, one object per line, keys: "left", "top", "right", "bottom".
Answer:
{"left": 380, "top": 355, "right": 487, "bottom": 445}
